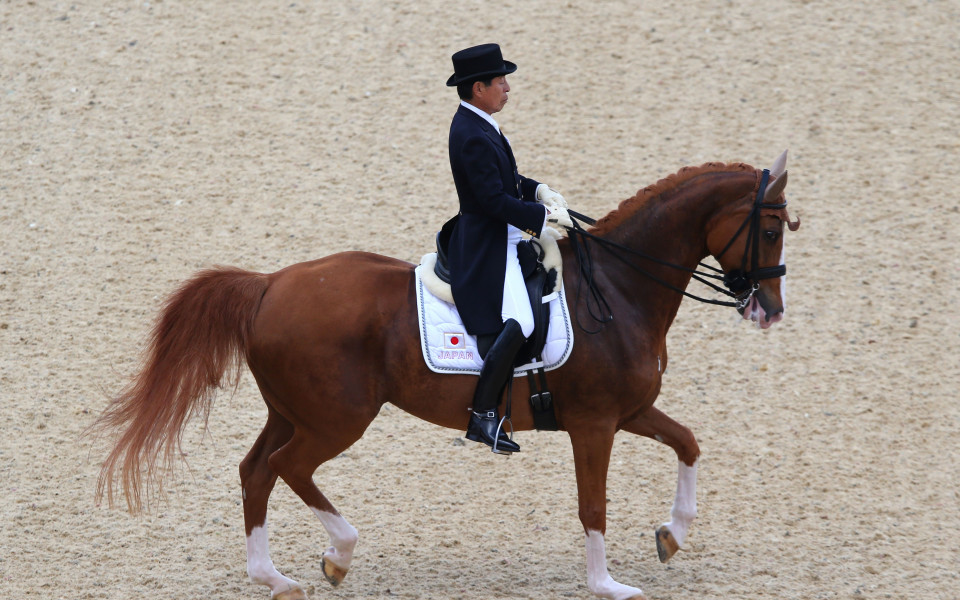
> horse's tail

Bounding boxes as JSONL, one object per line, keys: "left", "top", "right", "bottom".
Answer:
{"left": 91, "top": 267, "right": 270, "bottom": 513}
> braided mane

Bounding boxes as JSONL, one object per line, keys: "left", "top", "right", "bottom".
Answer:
{"left": 590, "top": 162, "right": 756, "bottom": 236}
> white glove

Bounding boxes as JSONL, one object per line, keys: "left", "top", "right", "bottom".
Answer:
{"left": 545, "top": 206, "right": 573, "bottom": 229}
{"left": 536, "top": 184, "right": 568, "bottom": 210}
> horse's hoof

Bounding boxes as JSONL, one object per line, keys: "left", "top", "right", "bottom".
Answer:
{"left": 321, "top": 556, "right": 348, "bottom": 587}
{"left": 272, "top": 586, "right": 309, "bottom": 600}
{"left": 655, "top": 526, "right": 679, "bottom": 563}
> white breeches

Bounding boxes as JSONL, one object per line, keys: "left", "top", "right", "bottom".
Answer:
{"left": 501, "top": 226, "right": 534, "bottom": 338}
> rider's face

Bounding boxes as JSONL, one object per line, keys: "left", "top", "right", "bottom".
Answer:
{"left": 472, "top": 76, "right": 510, "bottom": 115}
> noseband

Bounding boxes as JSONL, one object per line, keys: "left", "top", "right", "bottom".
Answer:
{"left": 565, "top": 168, "right": 791, "bottom": 332}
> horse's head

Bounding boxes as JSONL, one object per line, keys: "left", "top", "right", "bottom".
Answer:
{"left": 706, "top": 151, "right": 800, "bottom": 329}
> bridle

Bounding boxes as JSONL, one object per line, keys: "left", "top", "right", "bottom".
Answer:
{"left": 565, "top": 168, "right": 790, "bottom": 333}
{"left": 710, "top": 168, "right": 787, "bottom": 310}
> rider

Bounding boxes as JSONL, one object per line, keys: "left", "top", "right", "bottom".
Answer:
{"left": 445, "top": 43, "right": 573, "bottom": 454}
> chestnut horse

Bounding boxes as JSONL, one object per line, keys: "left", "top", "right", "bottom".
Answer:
{"left": 94, "top": 154, "right": 798, "bottom": 600}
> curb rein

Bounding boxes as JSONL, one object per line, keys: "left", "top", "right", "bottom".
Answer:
{"left": 565, "top": 169, "right": 786, "bottom": 333}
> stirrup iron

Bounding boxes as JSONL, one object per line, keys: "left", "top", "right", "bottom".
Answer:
{"left": 492, "top": 415, "right": 515, "bottom": 455}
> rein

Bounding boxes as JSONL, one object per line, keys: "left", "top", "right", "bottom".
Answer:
{"left": 565, "top": 169, "right": 786, "bottom": 333}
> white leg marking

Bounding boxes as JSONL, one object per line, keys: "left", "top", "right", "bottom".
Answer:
{"left": 246, "top": 523, "right": 301, "bottom": 595}
{"left": 311, "top": 508, "right": 359, "bottom": 570}
{"left": 585, "top": 529, "right": 644, "bottom": 600}
{"left": 779, "top": 243, "right": 787, "bottom": 310}
{"left": 661, "top": 459, "right": 698, "bottom": 548}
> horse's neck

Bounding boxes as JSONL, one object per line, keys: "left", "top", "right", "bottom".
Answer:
{"left": 586, "top": 169, "right": 756, "bottom": 329}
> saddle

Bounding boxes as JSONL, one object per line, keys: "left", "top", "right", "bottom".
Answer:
{"left": 433, "top": 215, "right": 560, "bottom": 366}
{"left": 430, "top": 215, "right": 563, "bottom": 431}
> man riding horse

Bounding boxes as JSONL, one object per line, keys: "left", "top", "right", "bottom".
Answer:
{"left": 445, "top": 43, "right": 573, "bottom": 454}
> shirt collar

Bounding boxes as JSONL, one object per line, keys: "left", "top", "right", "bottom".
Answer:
{"left": 460, "top": 100, "right": 501, "bottom": 134}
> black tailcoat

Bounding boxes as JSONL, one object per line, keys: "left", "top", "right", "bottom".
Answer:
{"left": 447, "top": 104, "right": 546, "bottom": 336}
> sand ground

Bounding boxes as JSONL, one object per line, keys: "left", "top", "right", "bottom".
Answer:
{"left": 2, "top": 1, "right": 958, "bottom": 598}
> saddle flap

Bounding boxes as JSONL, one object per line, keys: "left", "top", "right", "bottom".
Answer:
{"left": 514, "top": 239, "right": 552, "bottom": 366}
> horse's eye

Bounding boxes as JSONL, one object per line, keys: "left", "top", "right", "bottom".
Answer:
{"left": 764, "top": 230, "right": 780, "bottom": 242}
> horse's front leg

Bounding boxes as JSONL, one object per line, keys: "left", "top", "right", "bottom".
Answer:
{"left": 569, "top": 422, "right": 647, "bottom": 600}
{"left": 621, "top": 405, "right": 700, "bottom": 563}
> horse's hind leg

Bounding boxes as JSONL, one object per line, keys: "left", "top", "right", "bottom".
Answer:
{"left": 621, "top": 406, "right": 700, "bottom": 563}
{"left": 239, "top": 408, "right": 306, "bottom": 599}
{"left": 268, "top": 420, "right": 373, "bottom": 589}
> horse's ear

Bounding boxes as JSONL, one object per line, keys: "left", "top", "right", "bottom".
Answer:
{"left": 770, "top": 149, "right": 788, "bottom": 179}
{"left": 763, "top": 170, "right": 788, "bottom": 204}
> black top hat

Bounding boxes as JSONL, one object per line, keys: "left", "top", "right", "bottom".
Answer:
{"left": 446, "top": 43, "right": 517, "bottom": 87}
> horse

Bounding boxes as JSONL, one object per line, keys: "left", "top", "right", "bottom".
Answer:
{"left": 93, "top": 153, "right": 799, "bottom": 600}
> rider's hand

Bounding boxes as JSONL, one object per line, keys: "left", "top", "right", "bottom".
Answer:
{"left": 545, "top": 206, "right": 573, "bottom": 230}
{"left": 536, "top": 184, "right": 568, "bottom": 210}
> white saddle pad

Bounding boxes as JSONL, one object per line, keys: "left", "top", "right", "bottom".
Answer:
{"left": 414, "top": 264, "right": 574, "bottom": 376}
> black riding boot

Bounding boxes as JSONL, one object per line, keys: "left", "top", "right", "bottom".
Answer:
{"left": 466, "top": 319, "right": 526, "bottom": 454}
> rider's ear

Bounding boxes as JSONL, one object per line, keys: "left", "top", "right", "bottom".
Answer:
{"left": 763, "top": 171, "right": 788, "bottom": 204}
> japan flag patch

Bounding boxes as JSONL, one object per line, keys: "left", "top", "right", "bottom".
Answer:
{"left": 444, "top": 332, "right": 466, "bottom": 349}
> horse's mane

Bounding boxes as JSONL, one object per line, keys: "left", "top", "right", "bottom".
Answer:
{"left": 590, "top": 162, "right": 756, "bottom": 236}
